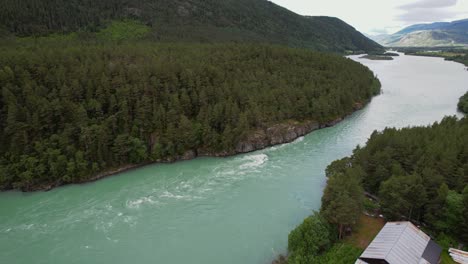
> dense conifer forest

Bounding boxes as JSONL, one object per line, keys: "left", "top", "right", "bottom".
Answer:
{"left": 285, "top": 116, "right": 468, "bottom": 263}
{"left": 327, "top": 116, "right": 468, "bottom": 240}
{"left": 0, "top": 0, "right": 382, "bottom": 53}
{"left": 0, "top": 0, "right": 383, "bottom": 190}
{"left": 0, "top": 39, "right": 380, "bottom": 190}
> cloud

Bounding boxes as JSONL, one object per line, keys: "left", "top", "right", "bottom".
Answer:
{"left": 399, "top": 0, "right": 458, "bottom": 10}
{"left": 397, "top": 0, "right": 461, "bottom": 24}
{"left": 398, "top": 8, "right": 458, "bottom": 23}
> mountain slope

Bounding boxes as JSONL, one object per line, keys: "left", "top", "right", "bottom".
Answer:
{"left": 0, "top": 0, "right": 382, "bottom": 52}
{"left": 372, "top": 19, "right": 468, "bottom": 47}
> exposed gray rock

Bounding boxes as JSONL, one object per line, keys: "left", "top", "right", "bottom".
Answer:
{"left": 235, "top": 120, "right": 320, "bottom": 154}
{"left": 181, "top": 150, "right": 197, "bottom": 160}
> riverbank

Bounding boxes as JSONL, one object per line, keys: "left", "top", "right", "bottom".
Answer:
{"left": 360, "top": 55, "right": 394, "bottom": 61}
{"left": 396, "top": 47, "right": 468, "bottom": 67}
{"left": 3, "top": 53, "right": 468, "bottom": 264}
{"left": 21, "top": 102, "right": 369, "bottom": 192}
{"left": 272, "top": 214, "right": 385, "bottom": 264}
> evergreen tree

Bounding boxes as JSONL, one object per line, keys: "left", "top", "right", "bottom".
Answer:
{"left": 321, "top": 171, "right": 363, "bottom": 239}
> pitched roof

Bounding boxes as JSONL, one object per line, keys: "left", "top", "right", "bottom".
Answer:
{"left": 359, "top": 222, "right": 441, "bottom": 264}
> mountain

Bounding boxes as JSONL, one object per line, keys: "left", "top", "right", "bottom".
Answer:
{"left": 372, "top": 19, "right": 468, "bottom": 47}
{"left": 0, "top": 0, "right": 382, "bottom": 53}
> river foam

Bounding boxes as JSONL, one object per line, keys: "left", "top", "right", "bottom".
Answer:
{"left": 126, "top": 196, "right": 159, "bottom": 209}
{"left": 239, "top": 153, "right": 268, "bottom": 170}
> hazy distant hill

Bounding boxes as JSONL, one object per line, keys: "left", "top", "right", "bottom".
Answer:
{"left": 372, "top": 19, "right": 468, "bottom": 47}
{"left": 0, "top": 0, "right": 382, "bottom": 52}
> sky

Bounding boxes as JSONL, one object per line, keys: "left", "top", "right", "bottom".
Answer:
{"left": 270, "top": 0, "right": 468, "bottom": 35}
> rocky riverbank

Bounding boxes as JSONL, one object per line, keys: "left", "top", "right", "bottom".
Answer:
{"left": 20, "top": 103, "right": 365, "bottom": 192}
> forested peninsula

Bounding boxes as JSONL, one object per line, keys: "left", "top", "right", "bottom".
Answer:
{"left": 282, "top": 116, "right": 468, "bottom": 263}
{"left": 0, "top": 40, "right": 380, "bottom": 191}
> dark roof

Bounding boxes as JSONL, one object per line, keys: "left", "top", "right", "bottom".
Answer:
{"left": 422, "top": 240, "right": 442, "bottom": 264}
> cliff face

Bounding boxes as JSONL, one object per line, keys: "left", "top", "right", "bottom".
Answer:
{"left": 27, "top": 108, "right": 361, "bottom": 192}
{"left": 196, "top": 116, "right": 347, "bottom": 158}
{"left": 184, "top": 103, "right": 366, "bottom": 159}
{"left": 234, "top": 121, "right": 320, "bottom": 154}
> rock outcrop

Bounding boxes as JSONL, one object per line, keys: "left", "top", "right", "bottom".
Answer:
{"left": 234, "top": 121, "right": 320, "bottom": 155}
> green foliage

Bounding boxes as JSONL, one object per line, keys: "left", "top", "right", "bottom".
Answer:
{"left": 437, "top": 233, "right": 460, "bottom": 264}
{"left": 288, "top": 213, "right": 334, "bottom": 264}
{"left": 379, "top": 174, "right": 427, "bottom": 221}
{"left": 439, "top": 191, "right": 464, "bottom": 236}
{"left": 314, "top": 243, "right": 363, "bottom": 264}
{"left": 0, "top": 40, "right": 380, "bottom": 190}
{"left": 458, "top": 91, "right": 468, "bottom": 114}
{"left": 0, "top": 0, "right": 382, "bottom": 53}
{"left": 321, "top": 168, "right": 364, "bottom": 238}
{"left": 462, "top": 186, "right": 468, "bottom": 242}
{"left": 326, "top": 116, "right": 468, "bottom": 242}
{"left": 363, "top": 198, "right": 379, "bottom": 214}
{"left": 97, "top": 20, "right": 150, "bottom": 41}
{"left": 287, "top": 212, "right": 365, "bottom": 264}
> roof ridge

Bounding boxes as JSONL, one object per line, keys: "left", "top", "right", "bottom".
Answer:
{"left": 383, "top": 222, "right": 409, "bottom": 260}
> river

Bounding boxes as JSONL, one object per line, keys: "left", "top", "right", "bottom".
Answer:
{"left": 0, "top": 53, "right": 466, "bottom": 264}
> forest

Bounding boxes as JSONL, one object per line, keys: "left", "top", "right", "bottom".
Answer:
{"left": 0, "top": 39, "right": 380, "bottom": 191}
{"left": 459, "top": 91, "right": 468, "bottom": 113}
{"left": 286, "top": 116, "right": 468, "bottom": 263}
{"left": 0, "top": 0, "right": 382, "bottom": 53}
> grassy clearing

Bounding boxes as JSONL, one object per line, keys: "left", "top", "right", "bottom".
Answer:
{"left": 346, "top": 214, "right": 385, "bottom": 249}
{"left": 97, "top": 20, "right": 151, "bottom": 41}
{"left": 440, "top": 250, "right": 456, "bottom": 264}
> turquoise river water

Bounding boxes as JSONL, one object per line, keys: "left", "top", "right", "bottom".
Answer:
{"left": 0, "top": 53, "right": 467, "bottom": 264}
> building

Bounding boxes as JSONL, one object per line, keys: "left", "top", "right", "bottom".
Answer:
{"left": 449, "top": 248, "right": 468, "bottom": 264}
{"left": 355, "top": 221, "right": 442, "bottom": 264}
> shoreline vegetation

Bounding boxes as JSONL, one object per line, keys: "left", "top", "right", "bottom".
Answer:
{"left": 275, "top": 116, "right": 468, "bottom": 264}
{"left": 4, "top": 101, "right": 371, "bottom": 192}
{"left": 396, "top": 47, "right": 468, "bottom": 67}
{"left": 359, "top": 55, "right": 394, "bottom": 61}
{"left": 359, "top": 52, "right": 399, "bottom": 61}
{"left": 458, "top": 91, "right": 468, "bottom": 113}
{"left": 0, "top": 38, "right": 381, "bottom": 192}
{"left": 39, "top": 102, "right": 368, "bottom": 192}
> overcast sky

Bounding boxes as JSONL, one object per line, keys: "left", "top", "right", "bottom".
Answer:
{"left": 270, "top": 0, "right": 468, "bottom": 35}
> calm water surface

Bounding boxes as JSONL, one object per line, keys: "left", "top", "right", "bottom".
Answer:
{"left": 0, "top": 53, "right": 466, "bottom": 264}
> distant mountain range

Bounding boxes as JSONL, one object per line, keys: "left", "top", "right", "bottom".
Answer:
{"left": 371, "top": 19, "right": 468, "bottom": 47}
{"left": 0, "top": 0, "right": 382, "bottom": 53}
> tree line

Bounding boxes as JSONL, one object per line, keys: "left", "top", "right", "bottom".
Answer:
{"left": 0, "top": 39, "right": 380, "bottom": 190}
{"left": 328, "top": 116, "right": 468, "bottom": 242}
{"left": 286, "top": 116, "right": 468, "bottom": 263}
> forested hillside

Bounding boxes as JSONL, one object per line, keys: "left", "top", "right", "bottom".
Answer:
{"left": 0, "top": 40, "right": 380, "bottom": 190}
{"left": 0, "top": 0, "right": 382, "bottom": 52}
{"left": 327, "top": 116, "right": 468, "bottom": 242}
